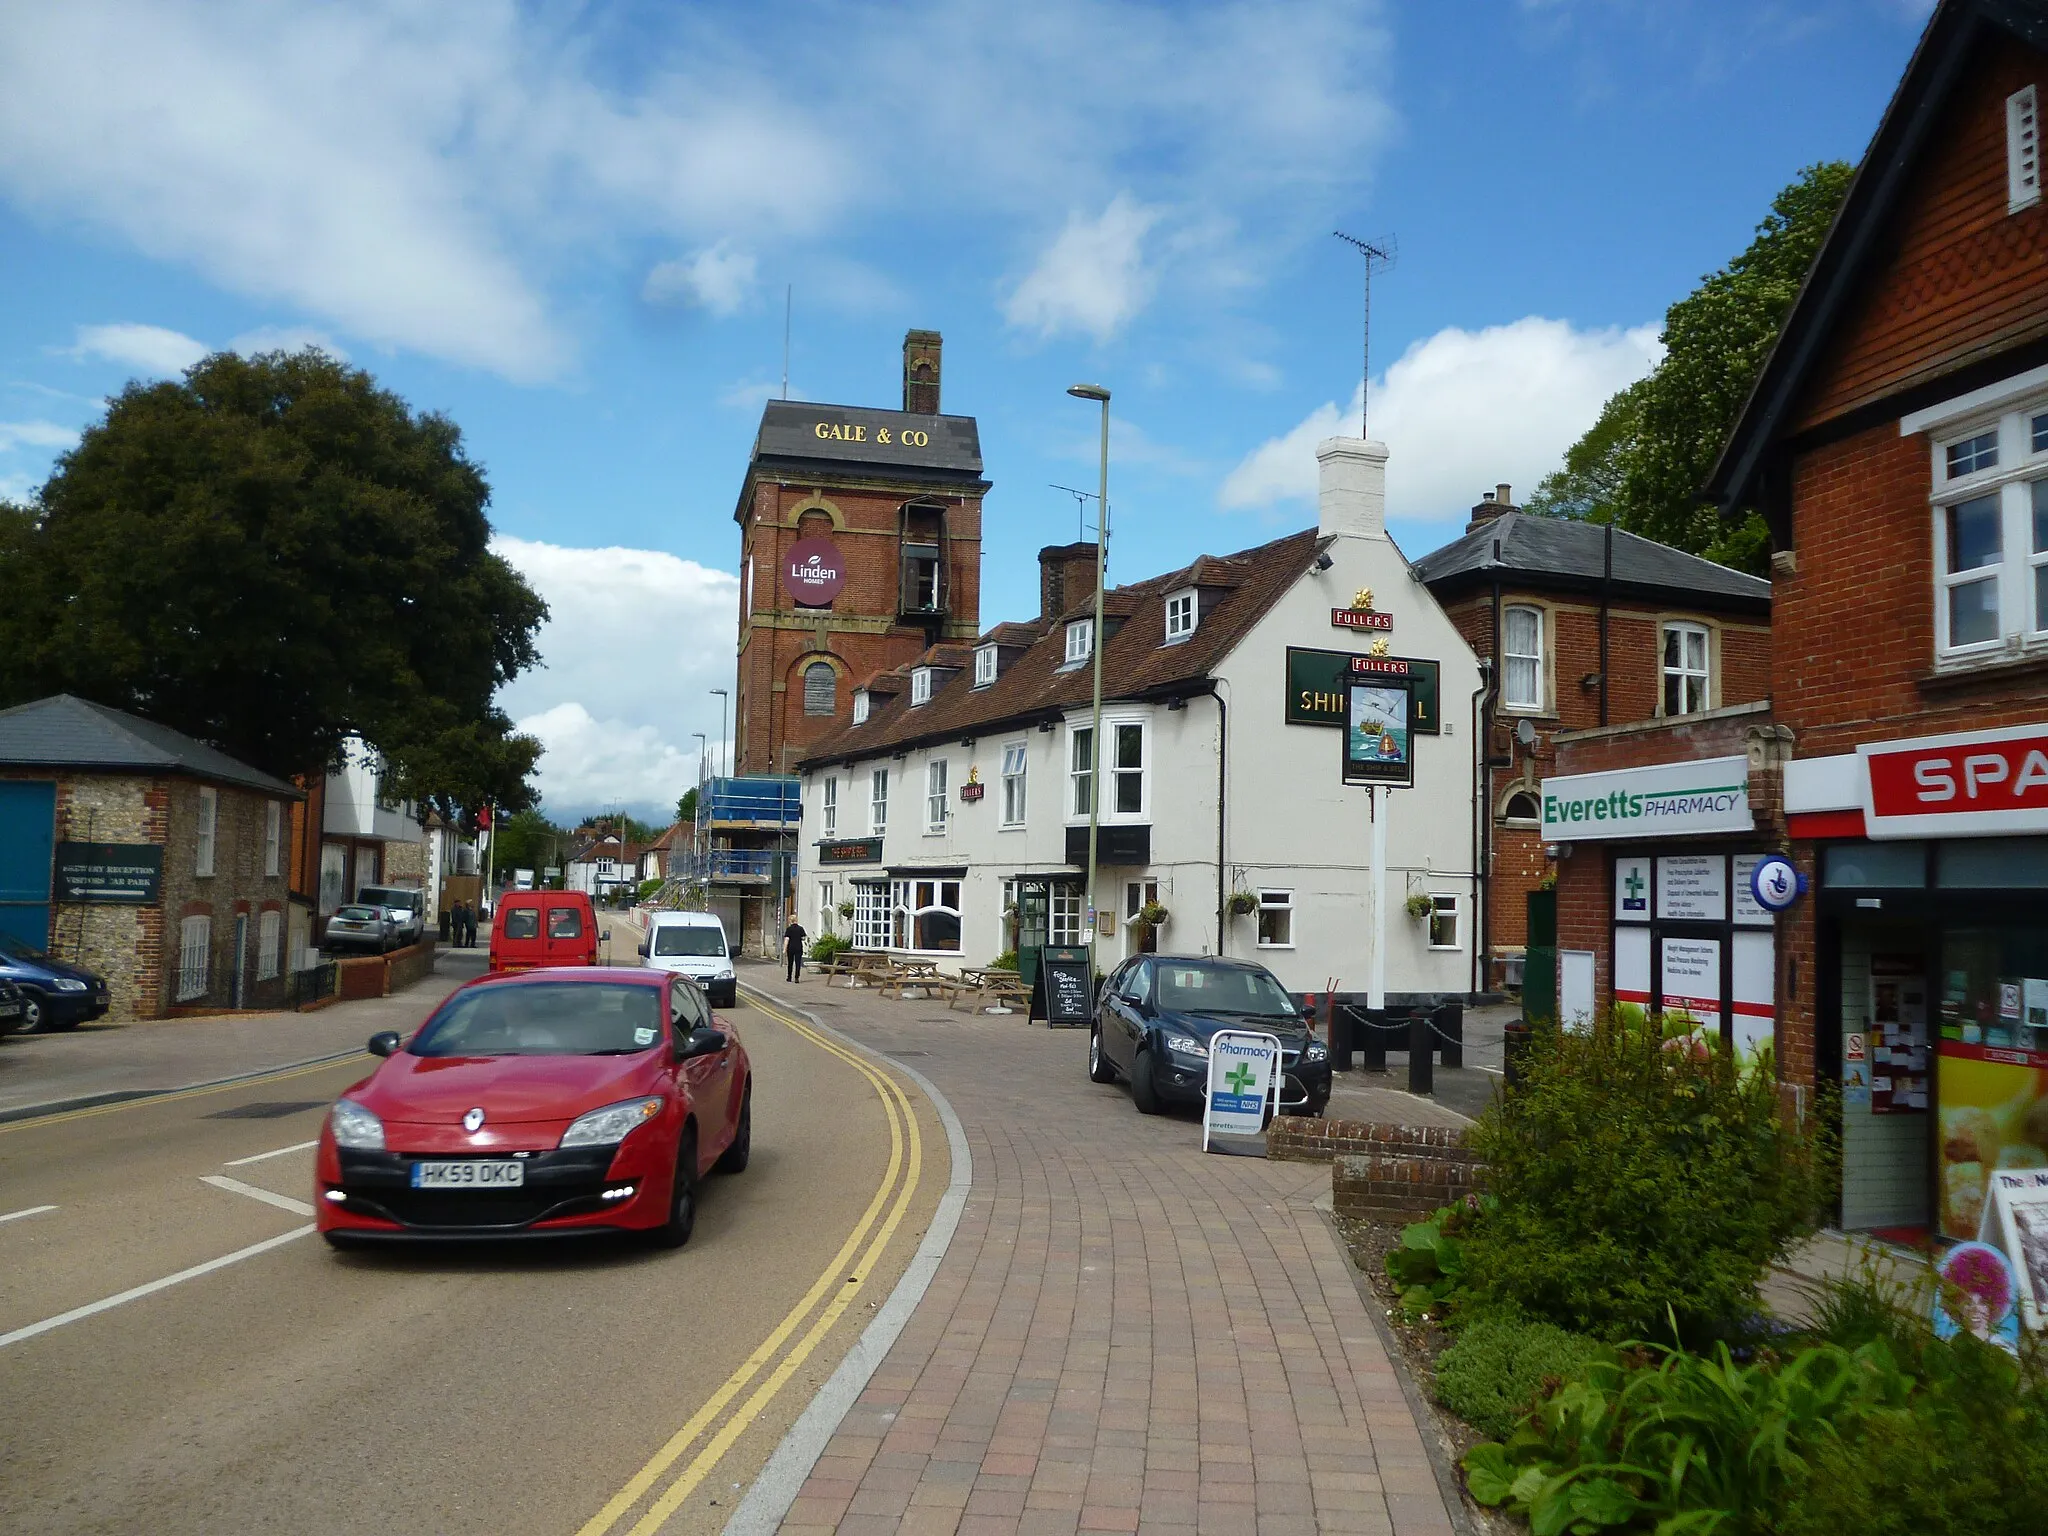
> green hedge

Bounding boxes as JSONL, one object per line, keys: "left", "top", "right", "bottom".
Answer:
{"left": 1433, "top": 1313, "right": 1600, "bottom": 1441}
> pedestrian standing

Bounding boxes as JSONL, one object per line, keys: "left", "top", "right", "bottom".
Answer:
{"left": 461, "top": 901, "right": 476, "bottom": 948}
{"left": 783, "top": 919, "right": 808, "bottom": 984}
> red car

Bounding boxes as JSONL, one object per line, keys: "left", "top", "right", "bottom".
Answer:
{"left": 315, "top": 967, "right": 750, "bottom": 1247}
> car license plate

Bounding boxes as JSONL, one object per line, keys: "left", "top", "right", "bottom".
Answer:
{"left": 0, "top": 1000, "right": 21, "bottom": 1019}
{"left": 410, "top": 1160, "right": 525, "bottom": 1189}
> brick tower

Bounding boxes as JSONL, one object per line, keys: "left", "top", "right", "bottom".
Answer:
{"left": 731, "top": 331, "right": 988, "bottom": 774}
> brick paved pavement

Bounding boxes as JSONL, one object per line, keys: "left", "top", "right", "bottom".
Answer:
{"left": 744, "top": 967, "right": 1457, "bottom": 1536}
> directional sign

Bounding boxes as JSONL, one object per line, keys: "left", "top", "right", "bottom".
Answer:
{"left": 1202, "top": 1030, "right": 1282, "bottom": 1151}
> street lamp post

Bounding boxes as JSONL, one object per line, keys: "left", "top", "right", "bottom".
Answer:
{"left": 692, "top": 731, "right": 709, "bottom": 870}
{"left": 710, "top": 688, "right": 729, "bottom": 780}
{"left": 1067, "top": 383, "right": 1111, "bottom": 981}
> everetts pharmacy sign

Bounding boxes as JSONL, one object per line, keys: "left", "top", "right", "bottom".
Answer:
{"left": 1541, "top": 756, "right": 1753, "bottom": 842}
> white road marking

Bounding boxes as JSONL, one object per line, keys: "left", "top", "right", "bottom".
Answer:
{"left": 0, "top": 1204, "right": 57, "bottom": 1225}
{"left": 0, "top": 1225, "right": 313, "bottom": 1351}
{"left": 224, "top": 1139, "right": 319, "bottom": 1167}
{"left": 200, "top": 1174, "right": 317, "bottom": 1217}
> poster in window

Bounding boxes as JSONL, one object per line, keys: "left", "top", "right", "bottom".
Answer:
{"left": 1869, "top": 953, "right": 1929, "bottom": 1115}
{"left": 1993, "top": 1169, "right": 2048, "bottom": 1332}
{"left": 1342, "top": 679, "right": 1414, "bottom": 787}
{"left": 1659, "top": 937, "right": 1721, "bottom": 1035}
{"left": 1656, "top": 855, "right": 1726, "bottom": 921}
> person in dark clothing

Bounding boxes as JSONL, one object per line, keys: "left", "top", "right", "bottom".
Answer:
{"left": 783, "top": 920, "right": 808, "bottom": 983}
{"left": 451, "top": 901, "right": 467, "bottom": 947}
{"left": 463, "top": 901, "right": 477, "bottom": 947}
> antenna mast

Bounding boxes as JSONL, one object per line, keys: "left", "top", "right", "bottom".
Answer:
{"left": 1332, "top": 230, "right": 1396, "bottom": 440}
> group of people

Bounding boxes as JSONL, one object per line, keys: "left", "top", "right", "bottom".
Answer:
{"left": 448, "top": 900, "right": 481, "bottom": 948}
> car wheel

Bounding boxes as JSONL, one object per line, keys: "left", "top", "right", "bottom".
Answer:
{"left": 1130, "top": 1047, "right": 1162, "bottom": 1115}
{"left": 714, "top": 1088, "right": 752, "bottom": 1175}
{"left": 1088, "top": 1025, "right": 1118, "bottom": 1084}
{"left": 649, "top": 1126, "right": 698, "bottom": 1248}
{"left": 20, "top": 996, "right": 42, "bottom": 1032}
{"left": 30, "top": 997, "right": 74, "bottom": 1032}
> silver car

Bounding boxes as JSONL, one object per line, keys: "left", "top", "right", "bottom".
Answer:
{"left": 323, "top": 904, "right": 398, "bottom": 955}
{"left": 356, "top": 885, "right": 424, "bottom": 948}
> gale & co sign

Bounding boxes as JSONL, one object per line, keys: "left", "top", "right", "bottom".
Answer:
{"left": 1859, "top": 722, "right": 2048, "bottom": 838}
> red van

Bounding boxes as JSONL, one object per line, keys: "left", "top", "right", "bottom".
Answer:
{"left": 488, "top": 891, "right": 600, "bottom": 972}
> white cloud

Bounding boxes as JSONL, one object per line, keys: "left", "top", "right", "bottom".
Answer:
{"left": 1005, "top": 195, "right": 1163, "bottom": 341}
{"left": 1219, "top": 316, "right": 1664, "bottom": 522}
{"left": 66, "top": 322, "right": 208, "bottom": 377}
{"left": 644, "top": 242, "right": 758, "bottom": 316}
{"left": 492, "top": 535, "right": 738, "bottom": 818}
{"left": 0, "top": 419, "right": 80, "bottom": 453}
{"left": 228, "top": 324, "right": 347, "bottom": 360}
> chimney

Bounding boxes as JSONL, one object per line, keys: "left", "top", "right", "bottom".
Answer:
{"left": 1465, "top": 482, "right": 1518, "bottom": 534}
{"left": 1039, "top": 542, "right": 1099, "bottom": 621}
{"left": 903, "top": 329, "right": 942, "bottom": 414}
{"left": 1315, "top": 437, "right": 1389, "bottom": 540}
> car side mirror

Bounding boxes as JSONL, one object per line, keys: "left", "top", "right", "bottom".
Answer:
{"left": 367, "top": 1031, "right": 401, "bottom": 1058}
{"left": 678, "top": 1026, "right": 728, "bottom": 1060}
{"left": 637, "top": 942, "right": 649, "bottom": 957}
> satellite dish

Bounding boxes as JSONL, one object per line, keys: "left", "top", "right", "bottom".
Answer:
{"left": 1515, "top": 719, "right": 1536, "bottom": 747}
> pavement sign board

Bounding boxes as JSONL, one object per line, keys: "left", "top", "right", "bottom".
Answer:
{"left": 1032, "top": 946, "right": 1093, "bottom": 1027}
{"left": 1203, "top": 1030, "right": 1282, "bottom": 1152}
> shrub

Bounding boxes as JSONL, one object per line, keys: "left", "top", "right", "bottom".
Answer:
{"left": 1384, "top": 1203, "right": 1476, "bottom": 1321}
{"left": 636, "top": 877, "right": 665, "bottom": 902}
{"left": 1460, "top": 1015, "right": 1833, "bottom": 1343}
{"left": 808, "top": 933, "right": 851, "bottom": 962}
{"left": 1434, "top": 1313, "right": 1600, "bottom": 1441}
{"left": 988, "top": 950, "right": 1018, "bottom": 971}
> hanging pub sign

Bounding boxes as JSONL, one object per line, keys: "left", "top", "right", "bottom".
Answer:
{"left": 816, "top": 837, "right": 884, "bottom": 865}
{"left": 960, "top": 767, "right": 985, "bottom": 803}
{"left": 54, "top": 841, "right": 163, "bottom": 903}
{"left": 1330, "top": 586, "right": 1393, "bottom": 632}
{"left": 1342, "top": 676, "right": 1415, "bottom": 788}
{"left": 1284, "top": 647, "right": 1439, "bottom": 733}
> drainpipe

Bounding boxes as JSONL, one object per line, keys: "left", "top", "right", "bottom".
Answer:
{"left": 1472, "top": 659, "right": 1496, "bottom": 1000}
{"left": 1180, "top": 681, "right": 1229, "bottom": 955}
{"left": 1600, "top": 521, "right": 1613, "bottom": 727}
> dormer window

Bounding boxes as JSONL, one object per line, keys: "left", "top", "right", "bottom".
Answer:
{"left": 974, "top": 644, "right": 998, "bottom": 687}
{"left": 1063, "top": 618, "right": 1093, "bottom": 667}
{"left": 910, "top": 667, "right": 933, "bottom": 706}
{"left": 1163, "top": 589, "right": 1196, "bottom": 643}
{"left": 852, "top": 690, "right": 871, "bottom": 725}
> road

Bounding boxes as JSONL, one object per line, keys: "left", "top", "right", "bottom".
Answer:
{"left": 0, "top": 940, "right": 943, "bottom": 1536}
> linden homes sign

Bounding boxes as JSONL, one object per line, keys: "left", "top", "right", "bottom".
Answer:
{"left": 783, "top": 537, "right": 847, "bottom": 606}
{"left": 1541, "top": 756, "right": 1754, "bottom": 842}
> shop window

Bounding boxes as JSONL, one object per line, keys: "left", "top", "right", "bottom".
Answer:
{"left": 256, "top": 910, "right": 282, "bottom": 980}
{"left": 1256, "top": 889, "right": 1294, "bottom": 948}
{"left": 1661, "top": 623, "right": 1710, "bottom": 716}
{"left": 891, "top": 878, "right": 962, "bottom": 952}
{"left": 196, "top": 787, "right": 218, "bottom": 877}
{"left": 821, "top": 776, "right": 838, "bottom": 837}
{"left": 1050, "top": 884, "right": 1083, "bottom": 946}
{"left": 177, "top": 915, "right": 211, "bottom": 1002}
{"left": 1938, "top": 836, "right": 2048, "bottom": 887}
{"left": 853, "top": 882, "right": 890, "bottom": 950}
{"left": 974, "top": 645, "right": 997, "bottom": 687}
{"left": 925, "top": 759, "right": 948, "bottom": 832}
{"left": 1503, "top": 605, "right": 1543, "bottom": 711}
{"left": 264, "top": 801, "right": 281, "bottom": 877}
{"left": 1823, "top": 842, "right": 1928, "bottom": 888}
{"left": 1429, "top": 894, "right": 1461, "bottom": 950}
{"left": 1064, "top": 619, "right": 1093, "bottom": 668}
{"left": 1069, "top": 726, "right": 1094, "bottom": 817}
{"left": 869, "top": 768, "right": 889, "bottom": 834}
{"left": 803, "top": 663, "right": 837, "bottom": 716}
{"left": 1164, "top": 589, "right": 1196, "bottom": 643}
{"left": 1001, "top": 741, "right": 1028, "bottom": 827}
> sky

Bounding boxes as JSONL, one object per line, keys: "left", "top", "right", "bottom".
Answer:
{"left": 0, "top": 0, "right": 1935, "bottom": 823}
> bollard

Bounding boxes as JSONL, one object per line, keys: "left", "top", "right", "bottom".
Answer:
{"left": 1503, "top": 1020, "right": 1533, "bottom": 1089}
{"left": 1407, "top": 1011, "right": 1433, "bottom": 1095}
{"left": 1434, "top": 1002, "right": 1464, "bottom": 1069}
{"left": 1329, "top": 1002, "right": 1355, "bottom": 1072}
{"left": 1358, "top": 1007, "right": 1388, "bottom": 1072}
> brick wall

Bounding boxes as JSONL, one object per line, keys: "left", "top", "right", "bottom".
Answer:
{"left": 47, "top": 774, "right": 162, "bottom": 1022}
{"left": 157, "top": 778, "right": 295, "bottom": 1015}
{"left": 1322, "top": 1124, "right": 1485, "bottom": 1222}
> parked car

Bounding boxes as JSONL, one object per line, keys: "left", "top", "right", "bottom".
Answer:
{"left": 0, "top": 931, "right": 111, "bottom": 1032}
{"left": 1089, "top": 954, "right": 1331, "bottom": 1118}
{"left": 489, "top": 890, "right": 600, "bottom": 972}
{"left": 639, "top": 910, "right": 737, "bottom": 1007}
{"left": 315, "top": 966, "right": 750, "bottom": 1245}
{"left": 323, "top": 904, "right": 399, "bottom": 955}
{"left": 0, "top": 977, "right": 30, "bottom": 1037}
{"left": 356, "top": 885, "right": 425, "bottom": 949}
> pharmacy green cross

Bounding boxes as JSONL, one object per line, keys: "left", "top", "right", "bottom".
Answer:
{"left": 1624, "top": 868, "right": 1645, "bottom": 901}
{"left": 1225, "top": 1062, "right": 1254, "bottom": 1095}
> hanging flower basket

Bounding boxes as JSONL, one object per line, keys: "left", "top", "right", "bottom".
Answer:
{"left": 1138, "top": 901, "right": 1169, "bottom": 926}
{"left": 1226, "top": 890, "right": 1258, "bottom": 917}
{"left": 1405, "top": 893, "right": 1434, "bottom": 920}
{"left": 837, "top": 901, "right": 855, "bottom": 919}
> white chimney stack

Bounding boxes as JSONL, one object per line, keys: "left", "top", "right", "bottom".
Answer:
{"left": 1316, "top": 437, "right": 1389, "bottom": 540}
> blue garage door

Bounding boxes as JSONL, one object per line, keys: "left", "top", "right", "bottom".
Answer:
{"left": 0, "top": 780, "right": 57, "bottom": 950}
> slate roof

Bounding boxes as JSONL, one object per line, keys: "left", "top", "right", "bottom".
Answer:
{"left": 0, "top": 694, "right": 302, "bottom": 797}
{"left": 738, "top": 402, "right": 987, "bottom": 517}
{"left": 1410, "top": 512, "right": 1770, "bottom": 613}
{"left": 799, "top": 527, "right": 1321, "bottom": 770}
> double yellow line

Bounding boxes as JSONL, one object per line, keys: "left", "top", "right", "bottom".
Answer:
{"left": 576, "top": 991, "right": 925, "bottom": 1536}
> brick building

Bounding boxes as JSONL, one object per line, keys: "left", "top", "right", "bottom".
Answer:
{"left": 0, "top": 695, "right": 302, "bottom": 1020}
{"left": 1414, "top": 489, "right": 1771, "bottom": 993}
{"left": 1544, "top": 0, "right": 2048, "bottom": 1242}
{"left": 731, "top": 331, "right": 988, "bottom": 776}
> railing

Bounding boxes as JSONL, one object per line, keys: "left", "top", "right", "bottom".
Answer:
{"left": 696, "top": 776, "right": 802, "bottom": 829}
{"left": 287, "top": 962, "right": 338, "bottom": 1010}
{"left": 677, "top": 849, "right": 778, "bottom": 881}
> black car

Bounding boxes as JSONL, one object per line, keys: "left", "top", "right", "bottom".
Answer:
{"left": 0, "top": 978, "right": 29, "bottom": 1037}
{"left": 0, "top": 931, "right": 111, "bottom": 1032}
{"left": 1089, "top": 954, "right": 1331, "bottom": 1117}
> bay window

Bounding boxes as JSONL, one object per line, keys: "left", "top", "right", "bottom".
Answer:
{"left": 891, "top": 878, "right": 962, "bottom": 952}
{"left": 853, "top": 882, "right": 890, "bottom": 950}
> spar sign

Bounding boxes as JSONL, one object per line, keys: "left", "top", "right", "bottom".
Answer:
{"left": 1202, "top": 1030, "right": 1281, "bottom": 1152}
{"left": 1860, "top": 723, "right": 2048, "bottom": 839}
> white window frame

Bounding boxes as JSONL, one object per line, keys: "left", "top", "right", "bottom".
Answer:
{"left": 195, "top": 787, "right": 218, "bottom": 878}
{"left": 1063, "top": 618, "right": 1093, "bottom": 667}
{"left": 1255, "top": 889, "right": 1294, "bottom": 949}
{"left": 853, "top": 881, "right": 890, "bottom": 950}
{"left": 910, "top": 667, "right": 932, "bottom": 706}
{"left": 1499, "top": 787, "right": 1542, "bottom": 827}
{"left": 821, "top": 775, "right": 839, "bottom": 837}
{"left": 1105, "top": 717, "right": 1148, "bottom": 820}
{"left": 177, "top": 915, "right": 211, "bottom": 1001}
{"left": 974, "top": 644, "right": 998, "bottom": 687}
{"left": 890, "top": 877, "right": 963, "bottom": 953}
{"left": 1163, "top": 588, "right": 1196, "bottom": 643}
{"left": 925, "top": 758, "right": 949, "bottom": 833}
{"left": 1068, "top": 725, "right": 1094, "bottom": 818}
{"left": 1928, "top": 401, "right": 2048, "bottom": 666}
{"left": 870, "top": 767, "right": 889, "bottom": 834}
{"left": 1050, "top": 884, "right": 1083, "bottom": 947}
{"left": 1502, "top": 604, "right": 1544, "bottom": 712}
{"left": 818, "top": 879, "right": 836, "bottom": 934}
{"left": 1000, "top": 741, "right": 1028, "bottom": 828}
{"left": 1660, "top": 622, "right": 1712, "bottom": 716}
{"left": 1429, "top": 894, "right": 1462, "bottom": 952}
{"left": 852, "top": 690, "right": 871, "bottom": 726}
{"left": 256, "top": 910, "right": 282, "bottom": 980}
{"left": 263, "top": 800, "right": 281, "bottom": 877}
{"left": 2011, "top": 84, "right": 2041, "bottom": 214}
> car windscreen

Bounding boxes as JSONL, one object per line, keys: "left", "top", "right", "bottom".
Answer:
{"left": 410, "top": 982, "right": 664, "bottom": 1057}
{"left": 652, "top": 925, "right": 726, "bottom": 957}
{"left": 335, "top": 906, "right": 383, "bottom": 922}
{"left": 1154, "top": 964, "right": 1298, "bottom": 1018}
{"left": 501, "top": 907, "right": 540, "bottom": 940}
{"left": 358, "top": 888, "right": 416, "bottom": 909}
{"left": 0, "top": 932, "right": 49, "bottom": 961}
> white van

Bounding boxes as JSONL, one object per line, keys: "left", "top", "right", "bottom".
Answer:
{"left": 640, "top": 911, "right": 736, "bottom": 1007}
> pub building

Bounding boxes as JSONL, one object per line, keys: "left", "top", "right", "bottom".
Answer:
{"left": 1548, "top": 0, "right": 2048, "bottom": 1249}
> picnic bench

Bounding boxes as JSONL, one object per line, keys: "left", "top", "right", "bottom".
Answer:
{"left": 943, "top": 966, "right": 1031, "bottom": 1013}
{"left": 817, "top": 950, "right": 890, "bottom": 986}
{"left": 876, "top": 959, "right": 942, "bottom": 998}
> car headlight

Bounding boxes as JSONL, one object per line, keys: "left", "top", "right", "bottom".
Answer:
{"left": 716, "top": 966, "right": 735, "bottom": 980}
{"left": 1301, "top": 1040, "right": 1329, "bottom": 1062}
{"left": 330, "top": 1098, "right": 385, "bottom": 1150}
{"left": 1162, "top": 1033, "right": 1210, "bottom": 1059}
{"left": 559, "top": 1097, "right": 664, "bottom": 1149}
{"left": 52, "top": 978, "right": 88, "bottom": 993}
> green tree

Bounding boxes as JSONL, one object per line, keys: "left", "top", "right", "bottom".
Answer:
{"left": 676, "top": 787, "right": 699, "bottom": 825}
{"left": 1526, "top": 162, "right": 1854, "bottom": 572}
{"left": 0, "top": 349, "right": 547, "bottom": 817}
{"left": 490, "top": 808, "right": 563, "bottom": 875}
